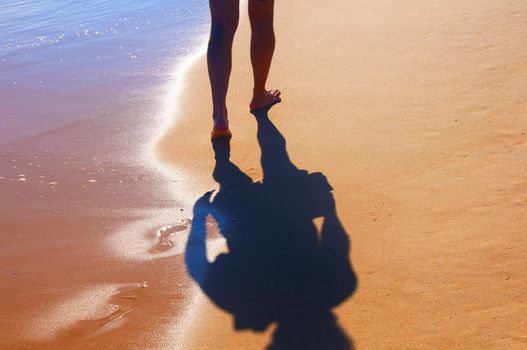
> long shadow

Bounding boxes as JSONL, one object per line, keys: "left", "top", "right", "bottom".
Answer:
{"left": 185, "top": 110, "right": 357, "bottom": 349}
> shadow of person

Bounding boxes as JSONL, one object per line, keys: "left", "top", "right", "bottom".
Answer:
{"left": 185, "top": 110, "right": 357, "bottom": 350}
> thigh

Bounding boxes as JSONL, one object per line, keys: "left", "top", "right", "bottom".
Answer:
{"left": 248, "top": 0, "right": 274, "bottom": 19}
{"left": 209, "top": 0, "right": 240, "bottom": 25}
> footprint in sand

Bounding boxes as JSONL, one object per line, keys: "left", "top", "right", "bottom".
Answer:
{"left": 149, "top": 218, "right": 192, "bottom": 254}
{"left": 108, "top": 212, "right": 198, "bottom": 261}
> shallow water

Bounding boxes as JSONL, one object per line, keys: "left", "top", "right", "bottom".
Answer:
{"left": 0, "top": 0, "right": 208, "bottom": 146}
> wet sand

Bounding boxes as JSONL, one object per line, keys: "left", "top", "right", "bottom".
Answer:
{"left": 1, "top": 2, "right": 209, "bottom": 349}
{"left": 0, "top": 141, "right": 195, "bottom": 349}
{"left": 0, "top": 51, "right": 197, "bottom": 349}
{"left": 157, "top": 0, "right": 527, "bottom": 348}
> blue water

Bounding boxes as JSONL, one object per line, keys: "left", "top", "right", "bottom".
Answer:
{"left": 0, "top": 0, "right": 209, "bottom": 146}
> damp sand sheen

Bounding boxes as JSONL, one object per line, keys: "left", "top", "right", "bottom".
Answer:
{"left": 1, "top": 0, "right": 526, "bottom": 349}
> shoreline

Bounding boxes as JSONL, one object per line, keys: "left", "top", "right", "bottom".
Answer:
{"left": 147, "top": 36, "right": 209, "bottom": 206}
{"left": 0, "top": 6, "right": 211, "bottom": 349}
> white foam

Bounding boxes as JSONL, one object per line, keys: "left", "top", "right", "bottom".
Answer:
{"left": 144, "top": 34, "right": 209, "bottom": 207}
{"left": 29, "top": 284, "right": 124, "bottom": 342}
{"left": 107, "top": 208, "right": 190, "bottom": 261}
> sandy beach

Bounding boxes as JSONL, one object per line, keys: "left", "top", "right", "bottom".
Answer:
{"left": 157, "top": 0, "right": 527, "bottom": 348}
{"left": 1, "top": 0, "right": 526, "bottom": 348}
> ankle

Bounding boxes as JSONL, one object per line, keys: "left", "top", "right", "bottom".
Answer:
{"left": 212, "top": 108, "right": 228, "bottom": 120}
{"left": 253, "top": 87, "right": 267, "bottom": 99}
{"left": 213, "top": 115, "right": 229, "bottom": 130}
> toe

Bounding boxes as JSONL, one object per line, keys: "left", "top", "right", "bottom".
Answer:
{"left": 269, "top": 89, "right": 281, "bottom": 97}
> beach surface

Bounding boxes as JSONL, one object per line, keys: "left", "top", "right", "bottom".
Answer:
{"left": 157, "top": 0, "right": 527, "bottom": 348}
{"left": 1, "top": 0, "right": 526, "bottom": 349}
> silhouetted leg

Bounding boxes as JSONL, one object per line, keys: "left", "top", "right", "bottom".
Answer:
{"left": 212, "top": 138, "right": 252, "bottom": 189}
{"left": 186, "top": 192, "right": 213, "bottom": 286}
{"left": 269, "top": 311, "right": 352, "bottom": 350}
{"left": 208, "top": 0, "right": 239, "bottom": 133}
{"left": 249, "top": 0, "right": 281, "bottom": 111}
{"left": 255, "top": 112, "right": 298, "bottom": 180}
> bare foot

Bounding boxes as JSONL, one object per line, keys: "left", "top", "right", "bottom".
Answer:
{"left": 249, "top": 89, "right": 281, "bottom": 112}
{"left": 211, "top": 113, "right": 232, "bottom": 141}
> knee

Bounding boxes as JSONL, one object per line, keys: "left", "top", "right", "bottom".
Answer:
{"left": 210, "top": 14, "right": 239, "bottom": 43}
{"left": 249, "top": 15, "right": 274, "bottom": 33}
{"left": 249, "top": 2, "right": 274, "bottom": 26}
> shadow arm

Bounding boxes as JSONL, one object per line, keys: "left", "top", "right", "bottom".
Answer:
{"left": 185, "top": 192, "right": 213, "bottom": 286}
{"left": 320, "top": 210, "right": 350, "bottom": 257}
{"left": 319, "top": 192, "right": 352, "bottom": 265}
{"left": 319, "top": 195, "right": 357, "bottom": 298}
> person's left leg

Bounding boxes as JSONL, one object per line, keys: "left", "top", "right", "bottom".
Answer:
{"left": 248, "top": 0, "right": 281, "bottom": 112}
{"left": 208, "top": 0, "right": 240, "bottom": 139}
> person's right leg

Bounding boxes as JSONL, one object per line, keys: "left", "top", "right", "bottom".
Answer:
{"left": 208, "top": 0, "right": 240, "bottom": 138}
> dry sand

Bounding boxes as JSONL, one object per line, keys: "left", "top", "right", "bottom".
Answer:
{"left": 156, "top": 0, "right": 527, "bottom": 348}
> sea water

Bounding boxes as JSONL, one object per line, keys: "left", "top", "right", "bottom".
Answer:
{"left": 0, "top": 0, "right": 209, "bottom": 147}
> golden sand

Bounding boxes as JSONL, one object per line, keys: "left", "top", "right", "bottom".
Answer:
{"left": 156, "top": 0, "right": 527, "bottom": 348}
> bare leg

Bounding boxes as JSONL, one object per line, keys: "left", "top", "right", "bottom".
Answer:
{"left": 249, "top": 0, "right": 281, "bottom": 111}
{"left": 208, "top": 0, "right": 239, "bottom": 135}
